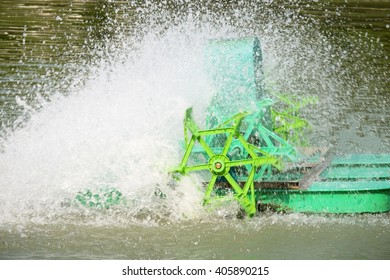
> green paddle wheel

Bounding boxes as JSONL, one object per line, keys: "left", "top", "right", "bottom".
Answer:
{"left": 172, "top": 107, "right": 284, "bottom": 217}
{"left": 171, "top": 37, "right": 312, "bottom": 216}
{"left": 74, "top": 37, "right": 390, "bottom": 216}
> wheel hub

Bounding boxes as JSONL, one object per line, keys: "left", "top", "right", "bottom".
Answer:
{"left": 209, "top": 155, "right": 230, "bottom": 176}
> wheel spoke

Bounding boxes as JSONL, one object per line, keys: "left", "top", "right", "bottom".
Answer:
{"left": 227, "top": 158, "right": 255, "bottom": 167}
{"left": 242, "top": 166, "right": 255, "bottom": 196}
{"left": 224, "top": 173, "right": 243, "bottom": 196}
{"left": 203, "top": 175, "right": 218, "bottom": 205}
{"left": 185, "top": 163, "right": 210, "bottom": 172}
{"left": 198, "top": 137, "right": 215, "bottom": 158}
{"left": 222, "top": 133, "right": 234, "bottom": 156}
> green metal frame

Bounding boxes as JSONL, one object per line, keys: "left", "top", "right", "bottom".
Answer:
{"left": 172, "top": 37, "right": 312, "bottom": 217}
{"left": 270, "top": 93, "right": 317, "bottom": 146}
{"left": 172, "top": 107, "right": 283, "bottom": 217}
{"left": 257, "top": 188, "right": 390, "bottom": 213}
{"left": 72, "top": 37, "right": 390, "bottom": 216}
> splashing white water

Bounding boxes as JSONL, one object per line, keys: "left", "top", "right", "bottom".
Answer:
{"left": 0, "top": 26, "right": 217, "bottom": 224}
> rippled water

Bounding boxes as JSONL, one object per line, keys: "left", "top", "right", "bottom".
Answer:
{"left": 0, "top": 0, "right": 389, "bottom": 259}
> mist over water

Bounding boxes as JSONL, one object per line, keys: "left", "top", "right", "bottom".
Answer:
{"left": 0, "top": 0, "right": 389, "bottom": 259}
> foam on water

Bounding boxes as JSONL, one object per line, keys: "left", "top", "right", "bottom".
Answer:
{"left": 0, "top": 0, "right": 388, "bottom": 227}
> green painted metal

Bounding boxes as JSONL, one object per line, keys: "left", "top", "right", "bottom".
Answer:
{"left": 204, "top": 37, "right": 266, "bottom": 124}
{"left": 270, "top": 94, "right": 317, "bottom": 146}
{"left": 309, "top": 180, "right": 390, "bottom": 191}
{"left": 255, "top": 161, "right": 390, "bottom": 213}
{"left": 172, "top": 107, "right": 283, "bottom": 217}
{"left": 171, "top": 37, "right": 309, "bottom": 216}
{"left": 331, "top": 154, "right": 390, "bottom": 165}
{"left": 320, "top": 166, "right": 390, "bottom": 179}
{"left": 203, "top": 38, "right": 310, "bottom": 150}
{"left": 73, "top": 37, "right": 390, "bottom": 217}
{"left": 172, "top": 37, "right": 390, "bottom": 216}
{"left": 256, "top": 188, "right": 390, "bottom": 213}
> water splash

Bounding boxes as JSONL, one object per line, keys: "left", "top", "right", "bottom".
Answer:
{"left": 0, "top": 0, "right": 388, "bottom": 227}
{"left": 0, "top": 26, "right": 214, "bottom": 225}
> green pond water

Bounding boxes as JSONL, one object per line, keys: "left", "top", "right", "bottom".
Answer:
{"left": 0, "top": 0, "right": 389, "bottom": 259}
